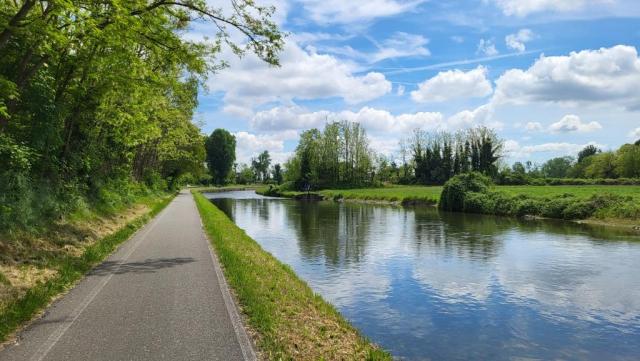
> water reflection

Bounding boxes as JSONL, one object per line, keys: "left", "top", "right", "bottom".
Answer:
{"left": 205, "top": 191, "right": 640, "bottom": 360}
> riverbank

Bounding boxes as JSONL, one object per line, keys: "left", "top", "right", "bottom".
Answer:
{"left": 258, "top": 183, "right": 640, "bottom": 228}
{"left": 193, "top": 192, "right": 390, "bottom": 360}
{"left": 0, "top": 192, "right": 175, "bottom": 343}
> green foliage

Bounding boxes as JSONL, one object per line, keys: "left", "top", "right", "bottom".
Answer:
{"left": 0, "top": 0, "right": 282, "bottom": 230}
{"left": 439, "top": 172, "right": 492, "bottom": 212}
{"left": 411, "top": 127, "right": 503, "bottom": 185}
{"left": 287, "top": 121, "right": 374, "bottom": 190}
{"left": 615, "top": 143, "right": 640, "bottom": 178}
{"left": 541, "top": 156, "right": 574, "bottom": 178}
{"left": 205, "top": 129, "right": 236, "bottom": 185}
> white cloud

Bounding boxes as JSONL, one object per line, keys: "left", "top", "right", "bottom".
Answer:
{"left": 447, "top": 103, "right": 501, "bottom": 129}
{"left": 252, "top": 105, "right": 445, "bottom": 133}
{"left": 300, "top": 0, "right": 425, "bottom": 24}
{"left": 234, "top": 131, "right": 297, "bottom": 163}
{"left": 494, "top": 45, "right": 640, "bottom": 110}
{"left": 524, "top": 121, "right": 543, "bottom": 132}
{"left": 505, "top": 29, "right": 534, "bottom": 53}
{"left": 411, "top": 66, "right": 493, "bottom": 103}
{"left": 491, "top": 0, "right": 608, "bottom": 17}
{"left": 320, "top": 32, "right": 430, "bottom": 64}
{"left": 629, "top": 127, "right": 640, "bottom": 139}
{"left": 549, "top": 114, "right": 602, "bottom": 133}
{"left": 505, "top": 140, "right": 605, "bottom": 158}
{"left": 209, "top": 42, "right": 392, "bottom": 116}
{"left": 397, "top": 85, "right": 406, "bottom": 96}
{"left": 451, "top": 35, "right": 464, "bottom": 43}
{"left": 477, "top": 38, "right": 499, "bottom": 56}
{"left": 250, "top": 105, "right": 330, "bottom": 131}
{"left": 372, "top": 32, "right": 430, "bottom": 62}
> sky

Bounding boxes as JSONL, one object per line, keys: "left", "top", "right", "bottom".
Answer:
{"left": 192, "top": 0, "right": 640, "bottom": 165}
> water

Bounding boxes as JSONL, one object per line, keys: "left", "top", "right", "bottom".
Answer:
{"left": 206, "top": 191, "right": 640, "bottom": 360}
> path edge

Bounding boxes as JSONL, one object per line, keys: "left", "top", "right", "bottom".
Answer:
{"left": 193, "top": 193, "right": 258, "bottom": 361}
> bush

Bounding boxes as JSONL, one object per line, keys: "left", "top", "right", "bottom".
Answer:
{"left": 439, "top": 172, "right": 492, "bottom": 212}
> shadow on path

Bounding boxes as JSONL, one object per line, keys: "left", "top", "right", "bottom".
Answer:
{"left": 90, "top": 257, "right": 196, "bottom": 276}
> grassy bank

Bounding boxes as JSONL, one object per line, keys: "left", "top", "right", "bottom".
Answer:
{"left": 0, "top": 192, "right": 175, "bottom": 342}
{"left": 193, "top": 192, "right": 389, "bottom": 360}
{"left": 259, "top": 183, "right": 640, "bottom": 224}
{"left": 440, "top": 173, "right": 640, "bottom": 223}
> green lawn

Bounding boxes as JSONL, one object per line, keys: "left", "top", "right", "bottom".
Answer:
{"left": 498, "top": 185, "right": 640, "bottom": 200}
{"left": 319, "top": 185, "right": 442, "bottom": 204}
{"left": 314, "top": 184, "right": 640, "bottom": 204}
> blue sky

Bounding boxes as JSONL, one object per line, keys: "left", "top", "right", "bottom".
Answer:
{"left": 194, "top": 0, "right": 640, "bottom": 165}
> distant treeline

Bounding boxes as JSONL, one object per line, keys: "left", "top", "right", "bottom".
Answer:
{"left": 497, "top": 143, "right": 640, "bottom": 185}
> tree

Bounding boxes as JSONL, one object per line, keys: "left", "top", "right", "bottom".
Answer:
{"left": 252, "top": 150, "right": 271, "bottom": 183}
{"left": 578, "top": 145, "right": 601, "bottom": 163}
{"left": 541, "top": 156, "right": 574, "bottom": 178}
{"left": 206, "top": 129, "right": 236, "bottom": 185}
{"left": 615, "top": 144, "right": 640, "bottom": 178}
{"left": 272, "top": 163, "right": 283, "bottom": 185}
{"left": 0, "top": 0, "right": 284, "bottom": 228}
{"left": 585, "top": 152, "right": 617, "bottom": 178}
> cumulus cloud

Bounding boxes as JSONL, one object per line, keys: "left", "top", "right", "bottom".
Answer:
{"left": 524, "top": 121, "right": 543, "bottom": 132}
{"left": 477, "top": 38, "right": 499, "bottom": 56}
{"left": 494, "top": 45, "right": 640, "bottom": 110}
{"left": 251, "top": 105, "right": 445, "bottom": 133}
{"left": 491, "top": 0, "right": 608, "bottom": 17}
{"left": 300, "top": 0, "right": 426, "bottom": 24}
{"left": 411, "top": 66, "right": 493, "bottom": 103}
{"left": 234, "top": 131, "right": 297, "bottom": 163}
{"left": 505, "top": 29, "right": 534, "bottom": 52}
{"left": 505, "top": 140, "right": 605, "bottom": 158}
{"left": 209, "top": 42, "right": 392, "bottom": 116}
{"left": 549, "top": 114, "right": 602, "bottom": 133}
{"left": 629, "top": 127, "right": 640, "bottom": 139}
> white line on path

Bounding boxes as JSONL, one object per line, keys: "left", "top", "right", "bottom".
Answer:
{"left": 29, "top": 208, "right": 170, "bottom": 361}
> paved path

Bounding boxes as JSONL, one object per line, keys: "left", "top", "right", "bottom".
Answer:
{"left": 0, "top": 191, "right": 255, "bottom": 361}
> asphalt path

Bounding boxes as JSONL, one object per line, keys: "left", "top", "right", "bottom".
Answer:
{"left": 0, "top": 191, "right": 255, "bottom": 361}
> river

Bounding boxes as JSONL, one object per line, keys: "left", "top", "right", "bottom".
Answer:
{"left": 205, "top": 190, "right": 640, "bottom": 360}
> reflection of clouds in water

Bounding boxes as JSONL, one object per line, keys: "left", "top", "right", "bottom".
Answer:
{"left": 495, "top": 232, "right": 640, "bottom": 327}
{"left": 412, "top": 260, "right": 493, "bottom": 303}
{"left": 213, "top": 192, "right": 640, "bottom": 359}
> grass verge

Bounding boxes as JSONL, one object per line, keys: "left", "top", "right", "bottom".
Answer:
{"left": 0, "top": 193, "right": 175, "bottom": 342}
{"left": 193, "top": 192, "right": 390, "bottom": 360}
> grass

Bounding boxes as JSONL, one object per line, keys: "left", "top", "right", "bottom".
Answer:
{"left": 499, "top": 185, "right": 640, "bottom": 199}
{"left": 267, "top": 184, "right": 640, "bottom": 203}
{"left": 191, "top": 184, "right": 267, "bottom": 194}
{"left": 319, "top": 185, "right": 441, "bottom": 204}
{"left": 0, "top": 193, "right": 175, "bottom": 342}
{"left": 193, "top": 192, "right": 390, "bottom": 360}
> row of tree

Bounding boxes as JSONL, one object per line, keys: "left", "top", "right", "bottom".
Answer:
{"left": 408, "top": 127, "right": 503, "bottom": 185}
{"left": 284, "top": 121, "right": 374, "bottom": 190}
{"left": 0, "top": 1, "right": 282, "bottom": 229}
{"left": 204, "top": 128, "right": 283, "bottom": 185}
{"left": 499, "top": 141, "right": 640, "bottom": 183}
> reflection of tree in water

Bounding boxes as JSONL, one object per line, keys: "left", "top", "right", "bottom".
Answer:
{"left": 410, "top": 207, "right": 637, "bottom": 262}
{"left": 407, "top": 207, "right": 501, "bottom": 261}
{"left": 210, "top": 198, "right": 235, "bottom": 220}
{"left": 289, "top": 201, "right": 374, "bottom": 266}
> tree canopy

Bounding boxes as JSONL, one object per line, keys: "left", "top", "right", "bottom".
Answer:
{"left": 0, "top": 0, "right": 283, "bottom": 229}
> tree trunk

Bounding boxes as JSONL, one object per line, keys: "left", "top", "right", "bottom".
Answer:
{"left": 0, "top": 0, "right": 37, "bottom": 52}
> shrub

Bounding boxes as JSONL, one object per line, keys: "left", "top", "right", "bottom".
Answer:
{"left": 439, "top": 172, "right": 492, "bottom": 211}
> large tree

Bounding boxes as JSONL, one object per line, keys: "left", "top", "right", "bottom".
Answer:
{"left": 0, "top": 1, "right": 283, "bottom": 228}
{"left": 205, "top": 129, "right": 236, "bottom": 185}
